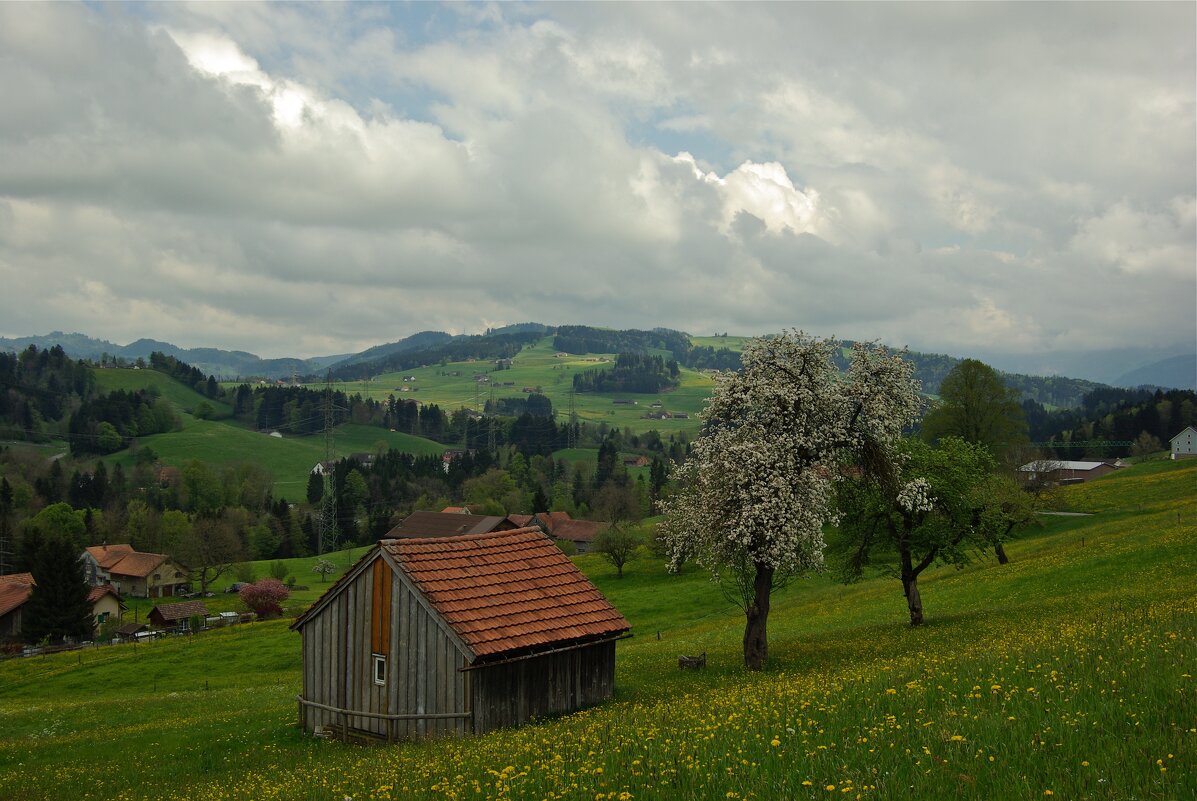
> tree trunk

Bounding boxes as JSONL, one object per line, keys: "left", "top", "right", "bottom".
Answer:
{"left": 743, "top": 562, "right": 773, "bottom": 671}
{"left": 899, "top": 547, "right": 923, "bottom": 626}
{"left": 902, "top": 573, "right": 924, "bottom": 626}
{"left": 994, "top": 541, "right": 1009, "bottom": 565}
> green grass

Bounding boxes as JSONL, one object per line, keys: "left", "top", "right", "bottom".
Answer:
{"left": 1, "top": 461, "right": 1193, "bottom": 800}
{"left": 91, "top": 368, "right": 443, "bottom": 495}
{"left": 104, "top": 418, "right": 443, "bottom": 498}
{"left": 318, "top": 336, "right": 713, "bottom": 436}
{"left": 551, "top": 447, "right": 652, "bottom": 482}
{"left": 94, "top": 368, "right": 233, "bottom": 418}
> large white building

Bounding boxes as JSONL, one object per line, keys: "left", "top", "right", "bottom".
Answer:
{"left": 1170, "top": 426, "right": 1197, "bottom": 459}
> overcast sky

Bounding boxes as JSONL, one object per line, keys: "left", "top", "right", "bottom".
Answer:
{"left": 0, "top": 2, "right": 1193, "bottom": 360}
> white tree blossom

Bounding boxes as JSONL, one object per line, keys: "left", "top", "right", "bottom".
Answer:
{"left": 897, "top": 478, "right": 936, "bottom": 514}
{"left": 660, "top": 330, "right": 921, "bottom": 669}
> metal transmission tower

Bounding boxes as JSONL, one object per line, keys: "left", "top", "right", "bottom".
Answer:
{"left": 487, "top": 384, "right": 497, "bottom": 453}
{"left": 316, "top": 371, "right": 342, "bottom": 556}
{"left": 567, "top": 386, "right": 578, "bottom": 449}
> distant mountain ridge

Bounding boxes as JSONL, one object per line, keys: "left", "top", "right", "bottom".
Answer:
{"left": 1113, "top": 354, "right": 1196, "bottom": 392}
{"left": 0, "top": 331, "right": 347, "bottom": 380}
{"left": 3, "top": 326, "right": 1191, "bottom": 400}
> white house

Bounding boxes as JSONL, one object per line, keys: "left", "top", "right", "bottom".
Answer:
{"left": 1170, "top": 426, "right": 1197, "bottom": 459}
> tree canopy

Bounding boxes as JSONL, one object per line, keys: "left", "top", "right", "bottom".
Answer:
{"left": 661, "top": 331, "right": 921, "bottom": 670}
{"left": 921, "top": 359, "right": 1027, "bottom": 454}
{"left": 832, "top": 436, "right": 1026, "bottom": 625}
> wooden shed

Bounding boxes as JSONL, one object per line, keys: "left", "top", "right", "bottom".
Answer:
{"left": 291, "top": 526, "right": 631, "bottom": 742}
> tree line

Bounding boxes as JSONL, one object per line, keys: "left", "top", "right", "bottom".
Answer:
{"left": 572, "top": 353, "right": 680, "bottom": 394}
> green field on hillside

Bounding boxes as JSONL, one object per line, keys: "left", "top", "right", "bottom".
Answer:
{"left": 1, "top": 461, "right": 1193, "bottom": 800}
{"left": 105, "top": 417, "right": 443, "bottom": 497}
{"left": 322, "top": 336, "right": 714, "bottom": 435}
{"left": 94, "top": 367, "right": 233, "bottom": 418}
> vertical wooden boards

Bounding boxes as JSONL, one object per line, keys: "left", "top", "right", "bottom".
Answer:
{"left": 371, "top": 558, "right": 392, "bottom": 656}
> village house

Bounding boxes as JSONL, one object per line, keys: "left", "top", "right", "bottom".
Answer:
{"left": 1170, "top": 426, "right": 1197, "bottom": 459}
{"left": 507, "top": 511, "right": 609, "bottom": 554}
{"left": 292, "top": 527, "right": 630, "bottom": 742}
{"left": 0, "top": 573, "right": 35, "bottom": 640}
{"left": 385, "top": 511, "right": 515, "bottom": 539}
{"left": 88, "top": 585, "right": 126, "bottom": 633}
{"left": 81, "top": 544, "right": 189, "bottom": 598}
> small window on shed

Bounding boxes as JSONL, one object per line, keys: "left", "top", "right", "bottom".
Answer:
{"left": 373, "top": 654, "right": 387, "bottom": 686}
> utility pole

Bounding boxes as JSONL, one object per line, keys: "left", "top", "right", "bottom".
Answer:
{"left": 317, "top": 371, "right": 340, "bottom": 555}
{"left": 487, "top": 384, "right": 497, "bottom": 454}
{"left": 567, "top": 386, "right": 578, "bottom": 449}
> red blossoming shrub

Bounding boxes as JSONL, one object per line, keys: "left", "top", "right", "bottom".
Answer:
{"left": 238, "top": 578, "right": 290, "bottom": 619}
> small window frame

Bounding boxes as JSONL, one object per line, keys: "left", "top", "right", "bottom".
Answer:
{"left": 372, "top": 653, "right": 387, "bottom": 686}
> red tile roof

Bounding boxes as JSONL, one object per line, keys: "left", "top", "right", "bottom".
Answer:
{"left": 528, "top": 512, "right": 608, "bottom": 543}
{"left": 382, "top": 527, "right": 630, "bottom": 660}
{"left": 0, "top": 573, "right": 34, "bottom": 619}
{"left": 552, "top": 519, "right": 608, "bottom": 544}
{"left": 85, "top": 544, "right": 134, "bottom": 570}
{"left": 87, "top": 584, "right": 124, "bottom": 606}
{"left": 84, "top": 545, "right": 171, "bottom": 577}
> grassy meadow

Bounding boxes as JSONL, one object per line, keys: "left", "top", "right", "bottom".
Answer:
{"left": 103, "top": 414, "right": 442, "bottom": 499}
{"left": 318, "top": 336, "right": 714, "bottom": 436}
{"left": 0, "top": 461, "right": 1193, "bottom": 801}
{"left": 94, "top": 367, "right": 234, "bottom": 418}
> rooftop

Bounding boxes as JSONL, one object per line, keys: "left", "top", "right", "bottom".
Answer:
{"left": 383, "top": 527, "right": 630, "bottom": 660}
{"left": 385, "top": 511, "right": 511, "bottom": 539}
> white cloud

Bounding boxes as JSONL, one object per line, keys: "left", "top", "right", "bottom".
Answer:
{"left": 0, "top": 2, "right": 1192, "bottom": 361}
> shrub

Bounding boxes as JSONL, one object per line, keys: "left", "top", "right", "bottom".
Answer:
{"left": 235, "top": 562, "right": 256, "bottom": 583}
{"left": 554, "top": 538, "right": 577, "bottom": 556}
{"left": 269, "top": 560, "right": 289, "bottom": 581}
{"left": 238, "top": 578, "right": 290, "bottom": 619}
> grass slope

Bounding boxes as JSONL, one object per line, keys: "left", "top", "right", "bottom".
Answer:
{"left": 325, "top": 336, "right": 714, "bottom": 436}
{"left": 92, "top": 368, "right": 442, "bottom": 494}
{"left": 94, "top": 368, "right": 233, "bottom": 418}
{"left": 1, "top": 461, "right": 1193, "bottom": 801}
{"left": 107, "top": 418, "right": 442, "bottom": 497}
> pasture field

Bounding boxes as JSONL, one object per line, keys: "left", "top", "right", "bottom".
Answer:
{"left": 104, "top": 417, "right": 442, "bottom": 498}
{"left": 0, "top": 461, "right": 1193, "bottom": 801}
{"left": 94, "top": 368, "right": 234, "bottom": 418}
{"left": 318, "top": 337, "right": 714, "bottom": 436}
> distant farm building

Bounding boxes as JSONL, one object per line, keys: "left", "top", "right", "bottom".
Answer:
{"left": 81, "top": 545, "right": 188, "bottom": 599}
{"left": 1018, "top": 460, "right": 1123, "bottom": 486}
{"left": 385, "top": 511, "right": 514, "bottom": 539}
{"left": 507, "top": 511, "right": 609, "bottom": 554}
{"left": 292, "top": 527, "right": 630, "bottom": 742}
{"left": 147, "top": 600, "right": 210, "bottom": 631}
{"left": 0, "top": 573, "right": 35, "bottom": 640}
{"left": 1170, "top": 426, "right": 1197, "bottom": 459}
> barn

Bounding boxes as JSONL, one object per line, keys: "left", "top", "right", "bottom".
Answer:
{"left": 291, "top": 526, "right": 631, "bottom": 742}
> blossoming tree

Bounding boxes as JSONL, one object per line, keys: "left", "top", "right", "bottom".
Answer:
{"left": 660, "top": 331, "right": 921, "bottom": 670}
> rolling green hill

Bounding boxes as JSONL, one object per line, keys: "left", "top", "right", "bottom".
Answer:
{"left": 1, "top": 460, "right": 1191, "bottom": 800}
{"left": 326, "top": 335, "right": 713, "bottom": 436}
{"left": 92, "top": 368, "right": 444, "bottom": 495}
{"left": 105, "top": 417, "right": 443, "bottom": 497}
{"left": 93, "top": 367, "right": 232, "bottom": 418}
